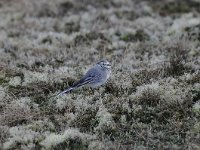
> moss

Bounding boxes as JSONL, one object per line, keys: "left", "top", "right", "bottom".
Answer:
{"left": 8, "top": 76, "right": 22, "bottom": 86}
{"left": 1, "top": 104, "right": 40, "bottom": 126}
{"left": 7, "top": 80, "right": 60, "bottom": 98}
{"left": 70, "top": 108, "right": 98, "bottom": 132}
{"left": 0, "top": 77, "right": 9, "bottom": 85}
{"left": 192, "top": 89, "right": 200, "bottom": 103}
{"left": 3, "top": 125, "right": 43, "bottom": 149}
{"left": 184, "top": 24, "right": 200, "bottom": 41}
{"left": 8, "top": 85, "right": 38, "bottom": 97}
{"left": 74, "top": 32, "right": 109, "bottom": 46}
{"left": 79, "top": 0, "right": 119, "bottom": 9}
{"left": 104, "top": 82, "right": 121, "bottom": 97}
{"left": 154, "top": 1, "right": 191, "bottom": 16}
{"left": 0, "top": 126, "right": 9, "bottom": 146}
{"left": 154, "top": 0, "right": 200, "bottom": 16}
{"left": 94, "top": 105, "right": 117, "bottom": 140}
{"left": 58, "top": 1, "right": 74, "bottom": 16}
{"left": 163, "top": 45, "right": 191, "bottom": 77}
{"left": 27, "top": 120, "right": 56, "bottom": 133}
{"left": 0, "top": 69, "right": 24, "bottom": 85}
{"left": 40, "top": 128, "right": 95, "bottom": 150}
{"left": 41, "top": 36, "right": 52, "bottom": 44}
{"left": 31, "top": 61, "right": 45, "bottom": 70}
{"left": 114, "top": 10, "right": 138, "bottom": 20}
{"left": 193, "top": 102, "right": 200, "bottom": 115}
{"left": 36, "top": 4, "right": 56, "bottom": 17}
{"left": 85, "top": 32, "right": 107, "bottom": 41}
{"left": 64, "top": 22, "right": 80, "bottom": 34}
{"left": 54, "top": 138, "right": 88, "bottom": 150}
{"left": 131, "top": 68, "right": 161, "bottom": 88}
{"left": 58, "top": 1, "right": 87, "bottom": 15}
{"left": 193, "top": 122, "right": 200, "bottom": 132}
{"left": 1, "top": 0, "right": 200, "bottom": 149}
{"left": 74, "top": 35, "right": 90, "bottom": 46}
{"left": 120, "top": 30, "right": 149, "bottom": 42}
{"left": 162, "top": 1, "right": 190, "bottom": 14}
{"left": 137, "top": 87, "right": 161, "bottom": 107}
{"left": 58, "top": 77, "right": 77, "bottom": 91}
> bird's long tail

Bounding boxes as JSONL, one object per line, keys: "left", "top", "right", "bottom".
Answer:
{"left": 56, "top": 87, "right": 74, "bottom": 97}
{"left": 56, "top": 76, "right": 93, "bottom": 97}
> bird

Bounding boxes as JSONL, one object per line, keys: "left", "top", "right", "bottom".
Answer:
{"left": 57, "top": 60, "right": 111, "bottom": 96}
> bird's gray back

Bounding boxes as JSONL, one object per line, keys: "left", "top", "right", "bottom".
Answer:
{"left": 84, "top": 65, "right": 109, "bottom": 87}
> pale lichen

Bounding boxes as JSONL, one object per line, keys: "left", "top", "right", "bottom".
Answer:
{"left": 95, "top": 104, "right": 116, "bottom": 132}
{"left": 40, "top": 128, "right": 96, "bottom": 149}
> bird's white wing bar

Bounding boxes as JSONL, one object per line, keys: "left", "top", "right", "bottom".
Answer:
{"left": 56, "top": 87, "right": 74, "bottom": 97}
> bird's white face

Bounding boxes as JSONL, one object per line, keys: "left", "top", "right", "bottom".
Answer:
{"left": 97, "top": 60, "right": 111, "bottom": 69}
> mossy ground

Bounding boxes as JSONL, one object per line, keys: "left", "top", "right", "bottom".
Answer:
{"left": 0, "top": 0, "right": 200, "bottom": 149}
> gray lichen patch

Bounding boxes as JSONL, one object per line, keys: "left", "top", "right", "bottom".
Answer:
{"left": 0, "top": 0, "right": 200, "bottom": 149}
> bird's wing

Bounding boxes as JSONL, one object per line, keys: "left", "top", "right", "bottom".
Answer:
{"left": 56, "top": 75, "right": 96, "bottom": 97}
{"left": 72, "top": 74, "right": 98, "bottom": 88}
{"left": 56, "top": 67, "right": 100, "bottom": 96}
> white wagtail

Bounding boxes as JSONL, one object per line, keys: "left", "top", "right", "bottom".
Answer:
{"left": 57, "top": 60, "right": 111, "bottom": 96}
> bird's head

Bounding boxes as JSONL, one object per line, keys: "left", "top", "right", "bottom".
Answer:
{"left": 97, "top": 60, "right": 111, "bottom": 70}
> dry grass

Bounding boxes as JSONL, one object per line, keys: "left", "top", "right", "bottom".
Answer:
{"left": 0, "top": 104, "right": 40, "bottom": 126}
{"left": 0, "top": 0, "right": 200, "bottom": 149}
